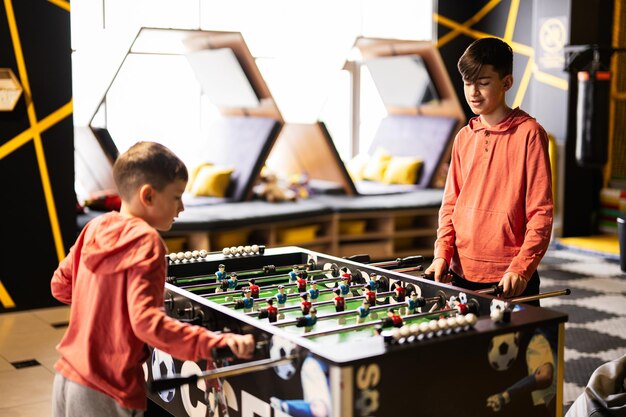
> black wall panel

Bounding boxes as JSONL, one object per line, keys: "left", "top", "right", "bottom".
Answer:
{"left": 0, "top": 0, "right": 74, "bottom": 312}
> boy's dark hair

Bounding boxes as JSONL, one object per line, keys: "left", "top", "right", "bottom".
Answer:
{"left": 113, "top": 142, "right": 188, "bottom": 201}
{"left": 457, "top": 37, "right": 513, "bottom": 82}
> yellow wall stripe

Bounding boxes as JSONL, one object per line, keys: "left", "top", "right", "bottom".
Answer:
{"left": 0, "top": 100, "right": 73, "bottom": 160}
{"left": 0, "top": 280, "right": 16, "bottom": 309}
{"left": 503, "top": 0, "right": 520, "bottom": 42}
{"left": 5, "top": 0, "right": 66, "bottom": 261}
{"left": 436, "top": 0, "right": 502, "bottom": 48}
{"left": 534, "top": 69, "right": 569, "bottom": 90}
{"left": 435, "top": 14, "right": 535, "bottom": 57}
{"left": 513, "top": 56, "right": 534, "bottom": 108}
{"left": 47, "top": 0, "right": 70, "bottom": 12}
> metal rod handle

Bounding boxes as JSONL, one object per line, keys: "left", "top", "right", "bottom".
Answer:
{"left": 149, "top": 356, "right": 296, "bottom": 392}
{"left": 511, "top": 289, "right": 571, "bottom": 304}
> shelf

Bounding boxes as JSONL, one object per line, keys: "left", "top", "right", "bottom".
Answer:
{"left": 162, "top": 205, "right": 440, "bottom": 262}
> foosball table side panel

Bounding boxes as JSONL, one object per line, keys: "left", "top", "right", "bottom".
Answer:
{"left": 347, "top": 320, "right": 564, "bottom": 417}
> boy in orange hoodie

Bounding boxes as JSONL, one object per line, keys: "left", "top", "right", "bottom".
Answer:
{"left": 51, "top": 142, "right": 254, "bottom": 416}
{"left": 425, "top": 38, "right": 553, "bottom": 302}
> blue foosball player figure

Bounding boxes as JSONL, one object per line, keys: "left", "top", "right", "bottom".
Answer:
{"left": 275, "top": 285, "right": 288, "bottom": 308}
{"left": 356, "top": 299, "right": 371, "bottom": 324}
{"left": 368, "top": 272, "right": 379, "bottom": 292}
{"left": 296, "top": 307, "right": 318, "bottom": 332}
{"left": 215, "top": 264, "right": 227, "bottom": 293}
{"left": 289, "top": 265, "right": 299, "bottom": 283}
{"left": 339, "top": 277, "right": 350, "bottom": 297}
{"left": 308, "top": 281, "right": 320, "bottom": 301}
{"left": 235, "top": 288, "right": 254, "bottom": 312}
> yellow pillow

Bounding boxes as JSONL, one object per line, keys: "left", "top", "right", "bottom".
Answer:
{"left": 362, "top": 148, "right": 391, "bottom": 182}
{"left": 346, "top": 153, "right": 370, "bottom": 181}
{"left": 189, "top": 165, "right": 234, "bottom": 197}
{"left": 186, "top": 162, "right": 213, "bottom": 192}
{"left": 383, "top": 156, "right": 423, "bottom": 185}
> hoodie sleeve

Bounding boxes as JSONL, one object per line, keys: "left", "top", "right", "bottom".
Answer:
{"left": 507, "top": 129, "right": 553, "bottom": 278}
{"left": 126, "top": 233, "right": 229, "bottom": 362}
{"left": 51, "top": 231, "right": 85, "bottom": 304}
{"left": 434, "top": 135, "right": 462, "bottom": 264}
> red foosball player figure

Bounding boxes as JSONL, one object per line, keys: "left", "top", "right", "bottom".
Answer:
{"left": 296, "top": 307, "right": 318, "bottom": 332}
{"left": 333, "top": 288, "right": 345, "bottom": 312}
{"left": 296, "top": 272, "right": 308, "bottom": 293}
{"left": 385, "top": 308, "right": 403, "bottom": 328}
{"left": 300, "top": 293, "right": 312, "bottom": 315}
{"left": 393, "top": 281, "right": 407, "bottom": 302}
{"left": 364, "top": 284, "right": 376, "bottom": 306}
{"left": 340, "top": 267, "right": 352, "bottom": 285}
{"left": 248, "top": 278, "right": 260, "bottom": 299}
{"left": 257, "top": 298, "right": 278, "bottom": 323}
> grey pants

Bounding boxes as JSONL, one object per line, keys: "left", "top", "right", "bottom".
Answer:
{"left": 53, "top": 373, "right": 144, "bottom": 417}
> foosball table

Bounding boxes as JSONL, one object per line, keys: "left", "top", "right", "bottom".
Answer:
{"left": 146, "top": 245, "right": 568, "bottom": 417}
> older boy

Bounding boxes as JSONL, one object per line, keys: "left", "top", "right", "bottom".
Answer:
{"left": 51, "top": 142, "right": 254, "bottom": 417}
{"left": 426, "top": 38, "right": 553, "bottom": 301}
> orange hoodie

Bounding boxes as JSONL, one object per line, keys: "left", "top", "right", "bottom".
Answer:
{"left": 434, "top": 108, "right": 553, "bottom": 282}
{"left": 51, "top": 211, "right": 231, "bottom": 410}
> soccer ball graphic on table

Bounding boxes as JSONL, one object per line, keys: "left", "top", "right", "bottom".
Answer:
{"left": 487, "top": 332, "right": 520, "bottom": 371}
{"left": 269, "top": 335, "right": 298, "bottom": 380}
{"left": 151, "top": 348, "right": 176, "bottom": 402}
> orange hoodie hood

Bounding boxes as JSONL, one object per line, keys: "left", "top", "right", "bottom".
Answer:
{"left": 81, "top": 211, "right": 161, "bottom": 274}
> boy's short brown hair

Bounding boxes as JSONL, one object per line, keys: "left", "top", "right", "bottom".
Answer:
{"left": 457, "top": 37, "right": 513, "bottom": 82}
{"left": 113, "top": 141, "right": 188, "bottom": 201}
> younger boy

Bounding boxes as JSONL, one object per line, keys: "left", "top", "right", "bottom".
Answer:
{"left": 51, "top": 142, "right": 254, "bottom": 417}
{"left": 425, "top": 38, "right": 553, "bottom": 301}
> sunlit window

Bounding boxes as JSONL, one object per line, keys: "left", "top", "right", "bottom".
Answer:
{"left": 72, "top": 0, "right": 433, "bottom": 180}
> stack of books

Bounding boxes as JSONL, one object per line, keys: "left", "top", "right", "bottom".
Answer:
{"left": 599, "top": 179, "right": 626, "bottom": 233}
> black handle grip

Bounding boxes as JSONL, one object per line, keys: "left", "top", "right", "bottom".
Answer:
{"left": 397, "top": 256, "right": 423, "bottom": 267}
{"left": 149, "top": 374, "right": 198, "bottom": 392}
{"left": 344, "top": 254, "right": 371, "bottom": 263}
{"left": 422, "top": 272, "right": 435, "bottom": 280}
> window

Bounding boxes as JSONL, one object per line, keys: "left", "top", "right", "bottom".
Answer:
{"left": 72, "top": 0, "right": 433, "bottom": 196}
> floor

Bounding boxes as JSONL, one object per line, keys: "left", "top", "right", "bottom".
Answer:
{"left": 0, "top": 245, "right": 624, "bottom": 417}
{"left": 0, "top": 305, "right": 69, "bottom": 417}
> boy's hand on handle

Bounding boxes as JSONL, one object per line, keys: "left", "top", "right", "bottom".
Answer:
{"left": 225, "top": 334, "right": 255, "bottom": 360}
{"left": 499, "top": 272, "right": 527, "bottom": 297}
{"left": 425, "top": 258, "right": 453, "bottom": 283}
